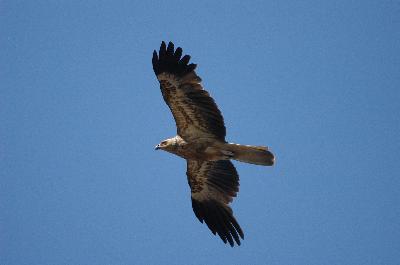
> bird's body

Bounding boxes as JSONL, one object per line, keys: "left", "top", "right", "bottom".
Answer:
{"left": 156, "top": 135, "right": 228, "bottom": 161}
{"left": 152, "top": 41, "right": 275, "bottom": 246}
{"left": 157, "top": 135, "right": 274, "bottom": 164}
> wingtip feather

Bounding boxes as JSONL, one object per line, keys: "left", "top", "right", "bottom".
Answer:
{"left": 191, "top": 198, "right": 243, "bottom": 247}
{"left": 180, "top": 55, "right": 191, "bottom": 65}
{"left": 166, "top": 41, "right": 174, "bottom": 55}
{"left": 152, "top": 41, "right": 196, "bottom": 77}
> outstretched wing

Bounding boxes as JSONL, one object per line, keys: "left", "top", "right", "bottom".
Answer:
{"left": 186, "top": 160, "right": 244, "bottom": 246}
{"left": 152, "top": 41, "right": 226, "bottom": 142}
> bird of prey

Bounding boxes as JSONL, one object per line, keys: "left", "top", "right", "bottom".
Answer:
{"left": 152, "top": 41, "right": 275, "bottom": 246}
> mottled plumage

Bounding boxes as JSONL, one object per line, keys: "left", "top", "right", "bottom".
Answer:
{"left": 153, "top": 41, "right": 275, "bottom": 246}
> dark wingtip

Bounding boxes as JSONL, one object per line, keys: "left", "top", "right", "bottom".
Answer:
{"left": 187, "top": 63, "right": 197, "bottom": 72}
{"left": 166, "top": 42, "right": 174, "bottom": 56}
{"left": 152, "top": 50, "right": 158, "bottom": 62}
{"left": 180, "top": 55, "right": 191, "bottom": 65}
{"left": 152, "top": 41, "right": 196, "bottom": 77}
{"left": 174, "top": 47, "right": 183, "bottom": 60}
{"left": 160, "top": 41, "right": 166, "bottom": 49}
{"left": 191, "top": 199, "right": 244, "bottom": 247}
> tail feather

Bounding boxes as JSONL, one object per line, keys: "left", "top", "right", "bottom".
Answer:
{"left": 224, "top": 143, "right": 275, "bottom": 166}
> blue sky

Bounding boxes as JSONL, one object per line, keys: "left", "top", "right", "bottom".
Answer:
{"left": 1, "top": 1, "right": 399, "bottom": 264}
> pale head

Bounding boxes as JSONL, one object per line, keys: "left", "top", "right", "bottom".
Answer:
{"left": 155, "top": 137, "right": 178, "bottom": 152}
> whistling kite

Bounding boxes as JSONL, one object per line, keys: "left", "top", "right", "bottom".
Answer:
{"left": 152, "top": 41, "right": 275, "bottom": 246}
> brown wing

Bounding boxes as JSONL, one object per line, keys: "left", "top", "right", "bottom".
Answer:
{"left": 152, "top": 41, "right": 226, "bottom": 142}
{"left": 186, "top": 159, "right": 244, "bottom": 246}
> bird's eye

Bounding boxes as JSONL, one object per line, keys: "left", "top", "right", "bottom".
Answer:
{"left": 161, "top": 141, "right": 167, "bottom": 145}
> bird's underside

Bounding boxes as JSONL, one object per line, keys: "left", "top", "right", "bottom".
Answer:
{"left": 152, "top": 41, "right": 275, "bottom": 246}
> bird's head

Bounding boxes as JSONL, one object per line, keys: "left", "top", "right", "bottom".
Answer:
{"left": 155, "top": 138, "right": 177, "bottom": 152}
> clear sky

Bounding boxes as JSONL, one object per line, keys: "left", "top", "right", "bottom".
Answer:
{"left": 1, "top": 1, "right": 399, "bottom": 264}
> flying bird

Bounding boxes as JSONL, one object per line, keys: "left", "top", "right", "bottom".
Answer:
{"left": 152, "top": 41, "right": 275, "bottom": 246}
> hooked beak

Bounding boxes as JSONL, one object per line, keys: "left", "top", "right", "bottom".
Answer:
{"left": 155, "top": 144, "right": 160, "bottom": 150}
